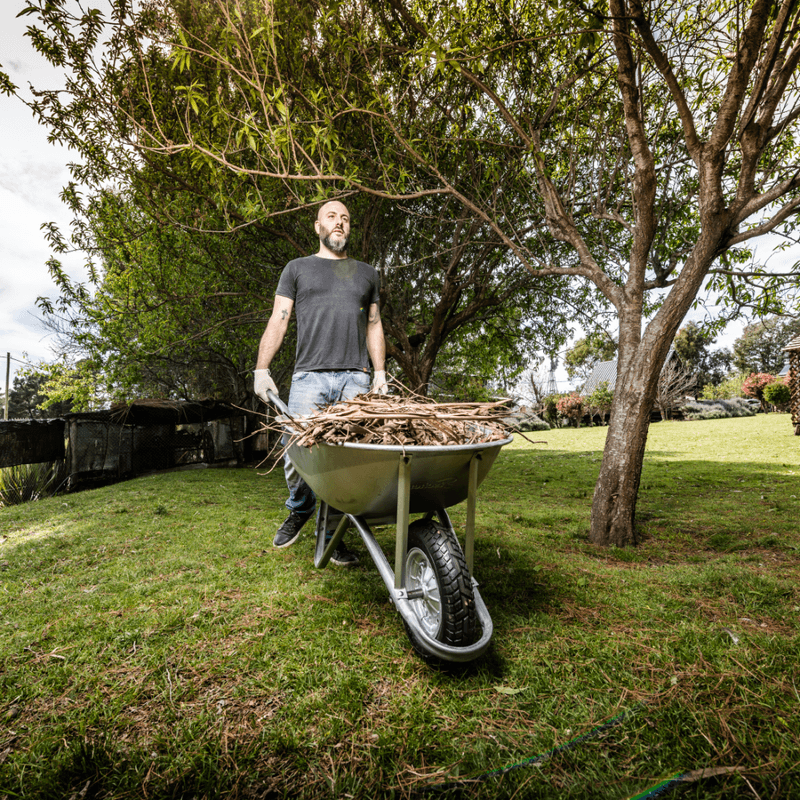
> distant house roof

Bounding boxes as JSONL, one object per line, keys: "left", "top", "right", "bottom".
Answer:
{"left": 582, "top": 349, "right": 681, "bottom": 394}
{"left": 782, "top": 334, "right": 800, "bottom": 352}
{"left": 582, "top": 359, "right": 619, "bottom": 394}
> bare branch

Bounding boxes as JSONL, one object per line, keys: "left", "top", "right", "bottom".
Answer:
{"left": 626, "top": 0, "right": 702, "bottom": 160}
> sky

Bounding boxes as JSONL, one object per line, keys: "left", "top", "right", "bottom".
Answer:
{"left": 0, "top": 2, "right": 795, "bottom": 400}
{"left": 1, "top": 1, "right": 87, "bottom": 390}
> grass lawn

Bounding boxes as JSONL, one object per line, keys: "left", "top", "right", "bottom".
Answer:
{"left": 1, "top": 413, "right": 798, "bottom": 799}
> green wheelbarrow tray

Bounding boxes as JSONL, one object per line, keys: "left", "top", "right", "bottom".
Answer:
{"left": 268, "top": 391, "right": 513, "bottom": 663}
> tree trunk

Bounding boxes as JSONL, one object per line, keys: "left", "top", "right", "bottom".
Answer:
{"left": 589, "top": 233, "right": 726, "bottom": 547}
{"left": 589, "top": 379, "right": 654, "bottom": 547}
{"left": 589, "top": 305, "right": 699, "bottom": 546}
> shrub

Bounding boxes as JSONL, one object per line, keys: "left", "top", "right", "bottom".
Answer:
{"left": 701, "top": 373, "right": 746, "bottom": 400}
{"left": 503, "top": 410, "right": 550, "bottom": 432}
{"left": 516, "top": 415, "right": 551, "bottom": 432}
{"left": 680, "top": 398, "right": 758, "bottom": 421}
{"left": 763, "top": 378, "right": 791, "bottom": 410}
{"left": 0, "top": 461, "right": 66, "bottom": 507}
{"left": 586, "top": 381, "right": 613, "bottom": 425}
{"left": 742, "top": 372, "right": 777, "bottom": 410}
{"left": 556, "top": 392, "right": 584, "bottom": 427}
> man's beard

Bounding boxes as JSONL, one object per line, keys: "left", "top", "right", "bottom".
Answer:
{"left": 320, "top": 226, "right": 348, "bottom": 253}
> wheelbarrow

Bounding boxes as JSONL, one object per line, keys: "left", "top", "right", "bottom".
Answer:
{"left": 268, "top": 391, "right": 513, "bottom": 663}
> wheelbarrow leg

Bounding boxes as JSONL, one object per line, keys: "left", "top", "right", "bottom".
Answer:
{"left": 430, "top": 452, "right": 481, "bottom": 575}
{"left": 314, "top": 502, "right": 349, "bottom": 569}
{"left": 464, "top": 451, "right": 481, "bottom": 575}
{"left": 394, "top": 455, "right": 413, "bottom": 590}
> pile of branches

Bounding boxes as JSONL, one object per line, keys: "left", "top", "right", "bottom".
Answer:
{"left": 271, "top": 393, "right": 513, "bottom": 448}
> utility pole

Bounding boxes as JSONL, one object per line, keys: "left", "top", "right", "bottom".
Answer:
{"left": 544, "top": 355, "right": 559, "bottom": 396}
{"left": 4, "top": 352, "right": 9, "bottom": 420}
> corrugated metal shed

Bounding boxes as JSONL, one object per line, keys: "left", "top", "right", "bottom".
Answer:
{"left": 1, "top": 400, "right": 247, "bottom": 477}
{"left": 0, "top": 419, "right": 65, "bottom": 468}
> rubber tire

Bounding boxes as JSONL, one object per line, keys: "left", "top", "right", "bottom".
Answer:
{"left": 402, "top": 519, "right": 477, "bottom": 653}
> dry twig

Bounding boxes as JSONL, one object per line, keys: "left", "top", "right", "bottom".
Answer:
{"left": 259, "top": 389, "right": 513, "bottom": 451}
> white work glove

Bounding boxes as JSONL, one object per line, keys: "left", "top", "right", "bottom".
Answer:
{"left": 254, "top": 368, "right": 279, "bottom": 403}
{"left": 371, "top": 370, "right": 388, "bottom": 395}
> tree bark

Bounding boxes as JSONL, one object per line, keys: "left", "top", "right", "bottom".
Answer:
{"left": 589, "top": 225, "right": 730, "bottom": 546}
{"left": 589, "top": 312, "right": 661, "bottom": 547}
{"left": 590, "top": 398, "right": 650, "bottom": 547}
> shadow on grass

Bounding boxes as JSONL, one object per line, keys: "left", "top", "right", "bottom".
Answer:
{"left": 2, "top": 447, "right": 799, "bottom": 799}
{"left": 483, "top": 447, "right": 799, "bottom": 559}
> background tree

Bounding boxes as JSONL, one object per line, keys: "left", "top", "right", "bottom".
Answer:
{"left": 10, "top": 0, "right": 800, "bottom": 548}
{"left": 654, "top": 358, "right": 696, "bottom": 421}
{"left": 36, "top": 190, "right": 296, "bottom": 409}
{"left": 3, "top": 372, "right": 73, "bottom": 419}
{"left": 38, "top": 183, "right": 578, "bottom": 407}
{"left": 564, "top": 332, "right": 618, "bottom": 386}
{"left": 512, "top": 360, "right": 548, "bottom": 408}
{"left": 9, "top": 0, "right": 580, "bottom": 407}
{"left": 732, "top": 315, "right": 800, "bottom": 375}
{"left": 673, "top": 322, "right": 733, "bottom": 396}
{"left": 358, "top": 196, "right": 579, "bottom": 395}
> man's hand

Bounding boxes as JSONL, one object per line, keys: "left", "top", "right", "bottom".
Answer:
{"left": 254, "top": 368, "right": 279, "bottom": 403}
{"left": 372, "top": 370, "right": 388, "bottom": 395}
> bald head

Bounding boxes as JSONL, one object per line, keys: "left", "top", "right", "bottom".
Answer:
{"left": 317, "top": 200, "right": 349, "bottom": 222}
{"left": 315, "top": 200, "right": 351, "bottom": 257}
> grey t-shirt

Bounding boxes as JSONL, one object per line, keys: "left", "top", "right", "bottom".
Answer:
{"left": 276, "top": 255, "right": 380, "bottom": 372}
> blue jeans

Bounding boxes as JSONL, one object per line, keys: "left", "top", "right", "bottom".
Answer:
{"left": 283, "top": 370, "right": 371, "bottom": 518}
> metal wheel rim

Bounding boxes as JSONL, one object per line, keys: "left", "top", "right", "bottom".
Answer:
{"left": 405, "top": 547, "right": 442, "bottom": 638}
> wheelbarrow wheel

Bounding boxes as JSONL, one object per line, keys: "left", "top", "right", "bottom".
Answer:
{"left": 403, "top": 519, "right": 477, "bottom": 652}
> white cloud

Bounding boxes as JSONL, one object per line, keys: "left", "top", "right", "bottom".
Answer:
{"left": 1, "top": 1, "right": 90, "bottom": 386}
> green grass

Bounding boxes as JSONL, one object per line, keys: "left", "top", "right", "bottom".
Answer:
{"left": 1, "top": 414, "right": 798, "bottom": 799}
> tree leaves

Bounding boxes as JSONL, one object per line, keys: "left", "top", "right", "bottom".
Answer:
{"left": 13, "top": 0, "right": 800, "bottom": 544}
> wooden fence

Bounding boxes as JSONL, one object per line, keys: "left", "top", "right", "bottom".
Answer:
{"left": 0, "top": 400, "right": 258, "bottom": 490}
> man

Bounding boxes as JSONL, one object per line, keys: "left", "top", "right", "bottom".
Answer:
{"left": 253, "top": 200, "right": 387, "bottom": 565}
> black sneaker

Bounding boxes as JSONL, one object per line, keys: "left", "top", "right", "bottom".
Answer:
{"left": 273, "top": 508, "right": 314, "bottom": 548}
{"left": 329, "top": 540, "right": 359, "bottom": 566}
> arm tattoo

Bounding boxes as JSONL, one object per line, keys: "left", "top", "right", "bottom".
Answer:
{"left": 281, "top": 309, "right": 289, "bottom": 320}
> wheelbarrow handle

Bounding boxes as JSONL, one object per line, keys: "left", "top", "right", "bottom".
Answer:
{"left": 266, "top": 390, "right": 312, "bottom": 431}
{"left": 266, "top": 389, "right": 291, "bottom": 417}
